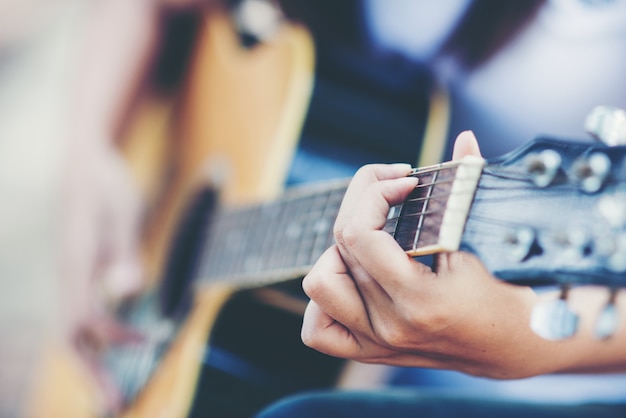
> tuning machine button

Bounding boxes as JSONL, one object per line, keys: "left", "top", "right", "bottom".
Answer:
{"left": 585, "top": 106, "right": 626, "bottom": 146}
{"left": 595, "top": 289, "right": 619, "bottom": 340}
{"left": 530, "top": 286, "right": 579, "bottom": 340}
{"left": 607, "top": 235, "right": 626, "bottom": 273}
{"left": 552, "top": 228, "right": 590, "bottom": 261}
{"left": 598, "top": 193, "right": 626, "bottom": 229}
{"left": 596, "top": 231, "right": 626, "bottom": 272}
{"left": 525, "top": 150, "right": 562, "bottom": 187}
{"left": 503, "top": 227, "right": 539, "bottom": 262}
{"left": 572, "top": 153, "right": 611, "bottom": 193}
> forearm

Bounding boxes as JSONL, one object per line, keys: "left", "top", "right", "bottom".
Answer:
{"left": 538, "top": 286, "right": 626, "bottom": 374}
{"left": 301, "top": 139, "right": 626, "bottom": 383}
{"left": 442, "top": 281, "right": 626, "bottom": 379}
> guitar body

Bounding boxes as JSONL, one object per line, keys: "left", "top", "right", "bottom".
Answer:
{"left": 29, "top": 2, "right": 626, "bottom": 413}
{"left": 131, "top": 9, "right": 325, "bottom": 416}
{"left": 29, "top": 3, "right": 321, "bottom": 418}
{"left": 30, "top": 1, "right": 448, "bottom": 415}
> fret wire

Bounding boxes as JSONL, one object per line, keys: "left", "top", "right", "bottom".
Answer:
{"left": 234, "top": 206, "right": 258, "bottom": 275}
{"left": 320, "top": 187, "right": 346, "bottom": 259}
{"left": 194, "top": 170, "right": 481, "bottom": 279}
{"left": 244, "top": 204, "right": 274, "bottom": 274}
{"left": 219, "top": 211, "right": 240, "bottom": 276}
{"left": 227, "top": 207, "right": 254, "bottom": 275}
{"left": 256, "top": 200, "right": 284, "bottom": 273}
{"left": 411, "top": 173, "right": 485, "bottom": 190}
{"left": 301, "top": 194, "right": 324, "bottom": 265}
{"left": 272, "top": 198, "right": 290, "bottom": 271}
{"left": 269, "top": 198, "right": 292, "bottom": 271}
{"left": 285, "top": 195, "right": 307, "bottom": 270}
{"left": 392, "top": 205, "right": 472, "bottom": 221}
{"left": 410, "top": 162, "right": 460, "bottom": 176}
{"left": 308, "top": 190, "right": 334, "bottom": 266}
{"left": 412, "top": 169, "right": 439, "bottom": 251}
{"left": 411, "top": 177, "right": 454, "bottom": 189}
{"left": 227, "top": 210, "right": 252, "bottom": 276}
{"left": 405, "top": 189, "right": 478, "bottom": 205}
{"left": 175, "top": 169, "right": 488, "bottom": 275}
{"left": 209, "top": 210, "right": 228, "bottom": 277}
{"left": 291, "top": 195, "right": 311, "bottom": 268}
{"left": 196, "top": 171, "right": 481, "bottom": 281}
{"left": 297, "top": 193, "right": 328, "bottom": 267}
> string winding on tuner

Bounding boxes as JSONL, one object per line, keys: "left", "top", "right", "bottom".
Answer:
{"left": 572, "top": 152, "right": 611, "bottom": 193}
{"left": 524, "top": 149, "right": 562, "bottom": 187}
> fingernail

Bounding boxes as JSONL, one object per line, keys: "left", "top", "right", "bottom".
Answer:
{"left": 389, "top": 163, "right": 414, "bottom": 175}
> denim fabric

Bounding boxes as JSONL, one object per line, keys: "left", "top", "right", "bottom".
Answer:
{"left": 256, "top": 389, "right": 626, "bottom": 418}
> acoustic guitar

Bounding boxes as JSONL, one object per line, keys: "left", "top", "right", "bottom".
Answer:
{"left": 27, "top": 1, "right": 318, "bottom": 417}
{"left": 26, "top": 2, "right": 626, "bottom": 418}
{"left": 34, "top": 132, "right": 626, "bottom": 417}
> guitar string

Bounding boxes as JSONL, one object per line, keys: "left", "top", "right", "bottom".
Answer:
{"left": 192, "top": 170, "right": 573, "bottom": 263}
{"left": 110, "top": 177, "right": 456, "bottom": 404}
{"left": 197, "top": 168, "right": 464, "bottom": 275}
{"left": 184, "top": 162, "right": 623, "bottom": 280}
{"left": 179, "top": 186, "right": 593, "bottom": 274}
{"left": 167, "top": 154, "right": 623, "bottom": 247}
{"left": 177, "top": 161, "right": 589, "bottom": 243}
{"left": 118, "top": 165, "right": 618, "bottom": 394}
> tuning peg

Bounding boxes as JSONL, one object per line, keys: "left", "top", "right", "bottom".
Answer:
{"left": 530, "top": 286, "right": 579, "bottom": 340}
{"left": 598, "top": 194, "right": 626, "bottom": 229}
{"left": 595, "top": 289, "right": 619, "bottom": 340}
{"left": 572, "top": 152, "right": 611, "bottom": 193}
{"left": 595, "top": 231, "right": 626, "bottom": 272}
{"left": 585, "top": 106, "right": 626, "bottom": 146}
{"left": 504, "top": 227, "right": 539, "bottom": 262}
{"left": 552, "top": 228, "right": 590, "bottom": 262}
{"left": 525, "top": 150, "right": 562, "bottom": 187}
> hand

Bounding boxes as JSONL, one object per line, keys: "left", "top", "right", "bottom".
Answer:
{"left": 300, "top": 131, "right": 624, "bottom": 379}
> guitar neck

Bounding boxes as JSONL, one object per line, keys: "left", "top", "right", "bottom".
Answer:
{"left": 197, "top": 179, "right": 350, "bottom": 284}
{"left": 194, "top": 136, "right": 626, "bottom": 290}
{"left": 386, "top": 157, "right": 484, "bottom": 256}
{"left": 195, "top": 157, "right": 485, "bottom": 286}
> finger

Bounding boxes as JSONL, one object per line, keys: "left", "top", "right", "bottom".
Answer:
{"left": 301, "top": 300, "right": 363, "bottom": 358}
{"left": 338, "top": 176, "right": 419, "bottom": 236}
{"left": 302, "top": 246, "right": 371, "bottom": 334}
{"left": 337, "top": 164, "right": 414, "bottom": 232}
{"left": 452, "top": 130, "right": 482, "bottom": 161}
{"left": 335, "top": 176, "right": 426, "bottom": 298}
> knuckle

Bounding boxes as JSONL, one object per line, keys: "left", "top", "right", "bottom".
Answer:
{"left": 300, "top": 324, "right": 317, "bottom": 348}
{"left": 337, "top": 222, "right": 359, "bottom": 248}
{"left": 354, "top": 164, "right": 378, "bottom": 179}
{"left": 378, "top": 323, "right": 407, "bottom": 347}
{"left": 405, "top": 305, "right": 449, "bottom": 334}
{"left": 301, "top": 271, "right": 322, "bottom": 299}
{"left": 333, "top": 222, "right": 345, "bottom": 246}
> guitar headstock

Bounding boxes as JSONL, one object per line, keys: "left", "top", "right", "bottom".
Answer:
{"left": 462, "top": 137, "right": 626, "bottom": 289}
{"left": 388, "top": 130, "right": 626, "bottom": 340}
{"left": 459, "top": 137, "right": 626, "bottom": 340}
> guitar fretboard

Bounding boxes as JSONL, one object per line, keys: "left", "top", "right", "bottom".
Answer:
{"left": 391, "top": 157, "right": 484, "bottom": 256}
{"left": 198, "top": 180, "right": 349, "bottom": 284}
{"left": 196, "top": 156, "right": 484, "bottom": 286}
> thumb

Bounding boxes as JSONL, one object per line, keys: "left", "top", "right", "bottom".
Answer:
{"left": 452, "top": 130, "right": 482, "bottom": 161}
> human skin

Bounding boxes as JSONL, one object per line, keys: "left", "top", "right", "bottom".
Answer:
{"left": 301, "top": 130, "right": 626, "bottom": 380}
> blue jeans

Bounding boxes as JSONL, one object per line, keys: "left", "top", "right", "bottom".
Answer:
{"left": 256, "top": 389, "right": 626, "bottom": 418}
